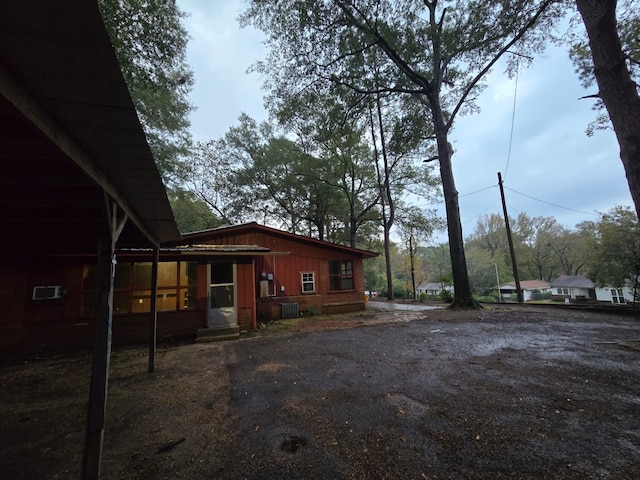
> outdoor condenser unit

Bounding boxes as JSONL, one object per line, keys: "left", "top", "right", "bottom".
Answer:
{"left": 281, "top": 302, "right": 299, "bottom": 319}
{"left": 32, "top": 286, "right": 63, "bottom": 300}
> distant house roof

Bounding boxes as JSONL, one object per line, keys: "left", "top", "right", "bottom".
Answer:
{"left": 499, "top": 280, "right": 551, "bottom": 291}
{"left": 550, "top": 275, "right": 595, "bottom": 289}
{"left": 180, "top": 222, "right": 379, "bottom": 259}
{"left": 417, "top": 282, "right": 450, "bottom": 291}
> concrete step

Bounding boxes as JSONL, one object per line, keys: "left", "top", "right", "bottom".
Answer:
{"left": 196, "top": 326, "right": 240, "bottom": 342}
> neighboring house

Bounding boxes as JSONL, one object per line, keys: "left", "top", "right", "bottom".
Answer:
{"left": 416, "top": 282, "right": 453, "bottom": 298}
{"left": 179, "top": 223, "right": 379, "bottom": 326}
{"left": 594, "top": 285, "right": 637, "bottom": 305}
{"left": 496, "top": 280, "right": 551, "bottom": 302}
{"left": 2, "top": 223, "right": 378, "bottom": 353}
{"left": 549, "top": 276, "right": 597, "bottom": 303}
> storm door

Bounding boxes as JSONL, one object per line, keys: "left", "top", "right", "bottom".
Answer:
{"left": 208, "top": 262, "right": 237, "bottom": 328}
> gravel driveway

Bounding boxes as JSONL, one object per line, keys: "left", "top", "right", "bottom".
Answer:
{"left": 1, "top": 305, "right": 639, "bottom": 479}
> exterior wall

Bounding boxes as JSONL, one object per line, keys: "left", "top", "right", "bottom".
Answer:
{"left": 1, "top": 256, "right": 209, "bottom": 354}
{"left": 551, "top": 287, "right": 597, "bottom": 303}
{"left": 0, "top": 263, "right": 29, "bottom": 353}
{"left": 195, "top": 229, "right": 369, "bottom": 321}
{"left": 1, "top": 258, "right": 89, "bottom": 354}
{"left": 112, "top": 310, "right": 205, "bottom": 345}
{"left": 522, "top": 288, "right": 551, "bottom": 302}
{"left": 595, "top": 286, "right": 636, "bottom": 304}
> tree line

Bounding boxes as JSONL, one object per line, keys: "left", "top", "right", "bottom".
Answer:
{"left": 98, "top": 0, "right": 640, "bottom": 309}
{"left": 397, "top": 205, "right": 638, "bottom": 300}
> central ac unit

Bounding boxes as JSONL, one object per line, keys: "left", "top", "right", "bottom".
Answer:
{"left": 32, "top": 286, "right": 63, "bottom": 300}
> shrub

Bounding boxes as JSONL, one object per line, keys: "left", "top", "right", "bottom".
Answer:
{"left": 439, "top": 289, "right": 453, "bottom": 303}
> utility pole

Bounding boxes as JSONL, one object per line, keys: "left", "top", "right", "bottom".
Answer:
{"left": 494, "top": 263, "right": 502, "bottom": 302}
{"left": 497, "top": 172, "right": 523, "bottom": 303}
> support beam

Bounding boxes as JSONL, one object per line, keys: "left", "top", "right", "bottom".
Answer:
{"left": 81, "top": 200, "right": 127, "bottom": 479}
{"left": 149, "top": 246, "right": 159, "bottom": 373}
{"left": 81, "top": 239, "right": 114, "bottom": 480}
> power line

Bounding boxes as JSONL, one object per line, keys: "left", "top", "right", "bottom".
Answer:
{"left": 504, "top": 186, "right": 599, "bottom": 216}
{"left": 459, "top": 184, "right": 497, "bottom": 198}
{"left": 462, "top": 201, "right": 501, "bottom": 225}
{"left": 504, "top": 66, "right": 519, "bottom": 181}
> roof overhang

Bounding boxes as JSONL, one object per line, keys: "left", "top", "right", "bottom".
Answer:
{"left": 0, "top": 1, "right": 181, "bottom": 256}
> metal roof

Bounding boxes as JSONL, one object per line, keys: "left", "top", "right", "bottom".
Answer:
{"left": 181, "top": 222, "right": 380, "bottom": 259}
{"left": 118, "top": 244, "right": 279, "bottom": 256}
{"left": 550, "top": 275, "right": 595, "bottom": 289}
{"left": 0, "top": 1, "right": 181, "bottom": 255}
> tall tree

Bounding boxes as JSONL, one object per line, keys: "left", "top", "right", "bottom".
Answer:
{"left": 514, "top": 214, "right": 564, "bottom": 280}
{"left": 580, "top": 205, "right": 640, "bottom": 289}
{"left": 276, "top": 92, "right": 383, "bottom": 246}
{"left": 241, "top": 0, "right": 562, "bottom": 308}
{"left": 98, "top": 0, "right": 194, "bottom": 186}
{"left": 397, "top": 208, "right": 445, "bottom": 298}
{"left": 573, "top": 0, "right": 640, "bottom": 218}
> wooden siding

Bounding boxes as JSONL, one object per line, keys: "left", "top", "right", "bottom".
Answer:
{"left": 194, "top": 228, "right": 369, "bottom": 321}
{"left": 3, "top": 225, "right": 377, "bottom": 353}
{"left": 0, "top": 257, "right": 209, "bottom": 354}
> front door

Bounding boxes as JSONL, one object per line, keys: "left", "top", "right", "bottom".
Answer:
{"left": 208, "top": 262, "right": 237, "bottom": 328}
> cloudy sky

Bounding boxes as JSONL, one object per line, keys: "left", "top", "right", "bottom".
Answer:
{"left": 177, "top": 0, "right": 634, "bottom": 241}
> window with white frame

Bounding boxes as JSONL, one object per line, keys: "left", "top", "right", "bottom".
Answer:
{"left": 612, "top": 288, "right": 626, "bottom": 304}
{"left": 301, "top": 272, "right": 316, "bottom": 293}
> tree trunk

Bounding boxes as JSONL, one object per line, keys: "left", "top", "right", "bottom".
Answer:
{"left": 431, "top": 104, "right": 480, "bottom": 309}
{"left": 409, "top": 233, "right": 417, "bottom": 299}
{"left": 576, "top": 0, "right": 640, "bottom": 219}
{"left": 370, "top": 99, "right": 395, "bottom": 300}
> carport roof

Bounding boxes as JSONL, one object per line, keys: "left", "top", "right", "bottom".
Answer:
{"left": 0, "top": 1, "right": 181, "bottom": 255}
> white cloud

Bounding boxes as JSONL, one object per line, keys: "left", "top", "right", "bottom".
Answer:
{"left": 178, "top": 0, "right": 267, "bottom": 141}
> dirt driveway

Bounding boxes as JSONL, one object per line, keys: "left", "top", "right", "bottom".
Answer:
{"left": 1, "top": 305, "right": 639, "bottom": 479}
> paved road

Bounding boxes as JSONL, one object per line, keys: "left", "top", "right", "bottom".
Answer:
{"left": 366, "top": 299, "right": 444, "bottom": 311}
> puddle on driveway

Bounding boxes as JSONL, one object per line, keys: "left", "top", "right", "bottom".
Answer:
{"left": 366, "top": 301, "right": 443, "bottom": 312}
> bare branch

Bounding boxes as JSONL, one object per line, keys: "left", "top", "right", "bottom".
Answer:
{"left": 447, "top": 0, "right": 556, "bottom": 130}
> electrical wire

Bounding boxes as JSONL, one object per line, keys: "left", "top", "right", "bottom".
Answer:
{"left": 462, "top": 202, "right": 501, "bottom": 225}
{"left": 504, "top": 66, "right": 519, "bottom": 181}
{"left": 504, "top": 186, "right": 599, "bottom": 216}
{"left": 459, "top": 184, "right": 498, "bottom": 198}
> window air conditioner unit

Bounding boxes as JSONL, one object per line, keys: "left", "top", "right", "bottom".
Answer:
{"left": 32, "top": 286, "right": 63, "bottom": 300}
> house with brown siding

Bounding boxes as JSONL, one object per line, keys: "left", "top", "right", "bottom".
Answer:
{"left": 3, "top": 224, "right": 378, "bottom": 353}
{"left": 180, "top": 223, "right": 379, "bottom": 330}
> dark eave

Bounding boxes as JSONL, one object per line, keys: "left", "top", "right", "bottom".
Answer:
{"left": 0, "top": 1, "right": 181, "bottom": 256}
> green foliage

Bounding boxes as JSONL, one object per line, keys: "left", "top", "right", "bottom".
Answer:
{"left": 466, "top": 212, "right": 592, "bottom": 286}
{"left": 364, "top": 256, "right": 387, "bottom": 292}
{"left": 392, "top": 286, "right": 409, "bottom": 299}
{"left": 98, "top": 0, "right": 194, "bottom": 186}
{"left": 168, "top": 189, "right": 220, "bottom": 234}
{"left": 582, "top": 206, "right": 640, "bottom": 288}
{"left": 462, "top": 207, "right": 639, "bottom": 293}
{"left": 439, "top": 289, "right": 453, "bottom": 303}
